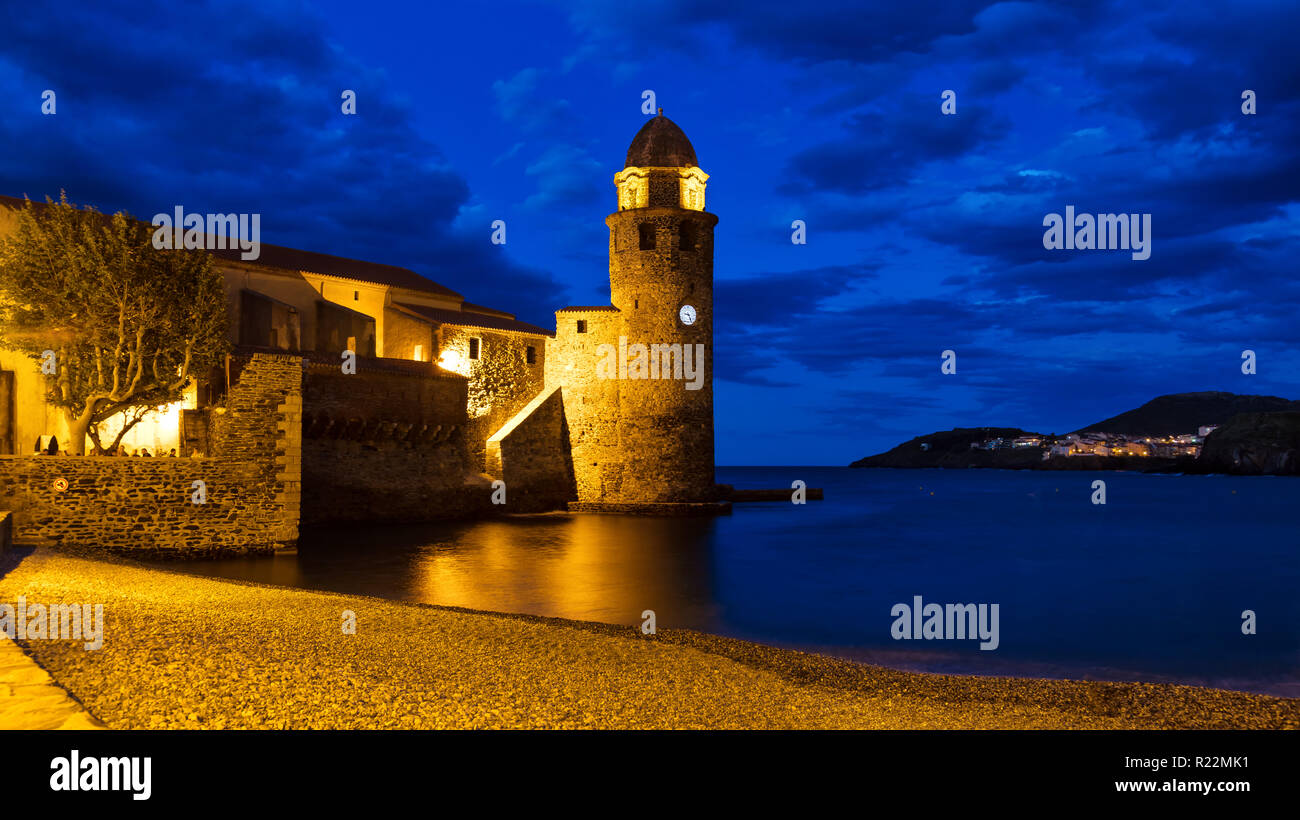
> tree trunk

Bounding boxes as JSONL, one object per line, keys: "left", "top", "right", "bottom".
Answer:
{"left": 65, "top": 412, "right": 91, "bottom": 455}
{"left": 99, "top": 413, "right": 146, "bottom": 455}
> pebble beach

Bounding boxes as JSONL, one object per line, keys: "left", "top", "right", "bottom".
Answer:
{"left": 1, "top": 549, "right": 1297, "bottom": 730}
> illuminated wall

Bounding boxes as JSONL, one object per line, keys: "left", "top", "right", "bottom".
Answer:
{"left": 544, "top": 308, "right": 621, "bottom": 500}
{"left": 299, "top": 274, "right": 389, "bottom": 355}
{"left": 384, "top": 307, "right": 436, "bottom": 362}
{"left": 217, "top": 262, "right": 322, "bottom": 351}
{"left": 440, "top": 324, "right": 546, "bottom": 471}
{"left": 0, "top": 349, "right": 71, "bottom": 454}
{"left": 614, "top": 166, "right": 709, "bottom": 213}
{"left": 603, "top": 181, "right": 718, "bottom": 502}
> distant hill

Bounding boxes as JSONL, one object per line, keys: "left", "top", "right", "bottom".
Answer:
{"left": 1074, "top": 392, "right": 1300, "bottom": 435}
{"left": 850, "top": 392, "right": 1300, "bottom": 474}
{"left": 1199, "top": 412, "right": 1300, "bottom": 475}
{"left": 849, "top": 427, "right": 1039, "bottom": 469}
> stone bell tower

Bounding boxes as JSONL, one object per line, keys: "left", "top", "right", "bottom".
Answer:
{"left": 603, "top": 109, "right": 717, "bottom": 502}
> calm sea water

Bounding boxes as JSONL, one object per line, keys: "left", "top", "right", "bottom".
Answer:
{"left": 157, "top": 467, "right": 1300, "bottom": 696}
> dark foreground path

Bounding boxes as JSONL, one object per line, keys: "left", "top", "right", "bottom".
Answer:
{"left": 1, "top": 551, "right": 1296, "bottom": 729}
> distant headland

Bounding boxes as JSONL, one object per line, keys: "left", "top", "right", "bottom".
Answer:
{"left": 851, "top": 392, "right": 1300, "bottom": 476}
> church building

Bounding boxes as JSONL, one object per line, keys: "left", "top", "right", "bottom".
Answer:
{"left": 0, "top": 112, "right": 719, "bottom": 523}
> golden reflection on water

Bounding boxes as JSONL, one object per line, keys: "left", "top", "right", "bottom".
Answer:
{"left": 405, "top": 515, "right": 719, "bottom": 624}
{"left": 159, "top": 514, "right": 723, "bottom": 627}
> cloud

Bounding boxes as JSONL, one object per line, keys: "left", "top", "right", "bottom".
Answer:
{"left": 5, "top": 0, "right": 1297, "bottom": 462}
{"left": 780, "top": 102, "right": 1011, "bottom": 195}
{"left": 0, "top": 0, "right": 566, "bottom": 313}
{"left": 492, "top": 67, "right": 574, "bottom": 134}
{"left": 716, "top": 263, "right": 878, "bottom": 326}
{"left": 521, "top": 144, "right": 604, "bottom": 211}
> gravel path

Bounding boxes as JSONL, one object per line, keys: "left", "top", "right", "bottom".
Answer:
{"left": 1, "top": 549, "right": 1296, "bottom": 729}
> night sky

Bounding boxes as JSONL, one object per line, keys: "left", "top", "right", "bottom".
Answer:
{"left": 2, "top": 1, "right": 1296, "bottom": 464}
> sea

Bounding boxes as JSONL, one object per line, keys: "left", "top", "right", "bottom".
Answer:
{"left": 156, "top": 466, "right": 1300, "bottom": 696}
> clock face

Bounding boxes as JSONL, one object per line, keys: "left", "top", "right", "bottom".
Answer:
{"left": 679, "top": 304, "right": 697, "bottom": 326}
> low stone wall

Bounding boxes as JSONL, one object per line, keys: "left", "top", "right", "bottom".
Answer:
{"left": 292, "top": 354, "right": 503, "bottom": 522}
{"left": 0, "top": 354, "right": 302, "bottom": 557}
{"left": 0, "top": 510, "right": 10, "bottom": 554}
{"left": 303, "top": 362, "right": 467, "bottom": 429}
{"left": 0, "top": 456, "right": 288, "bottom": 556}
{"left": 301, "top": 434, "right": 493, "bottom": 524}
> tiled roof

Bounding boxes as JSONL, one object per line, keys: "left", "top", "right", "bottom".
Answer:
{"left": 229, "top": 347, "right": 466, "bottom": 379}
{"left": 210, "top": 245, "right": 462, "bottom": 299}
{"left": 393, "top": 302, "right": 553, "bottom": 337}
{"left": 0, "top": 194, "right": 463, "bottom": 299}
{"left": 460, "top": 301, "right": 515, "bottom": 319}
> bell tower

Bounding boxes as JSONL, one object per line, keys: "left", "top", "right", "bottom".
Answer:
{"left": 603, "top": 109, "right": 718, "bottom": 502}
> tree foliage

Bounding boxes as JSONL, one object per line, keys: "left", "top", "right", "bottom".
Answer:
{"left": 0, "top": 194, "right": 229, "bottom": 454}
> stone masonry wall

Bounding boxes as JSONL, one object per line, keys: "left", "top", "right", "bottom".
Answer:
{"left": 382, "top": 307, "right": 435, "bottom": 362}
{"left": 486, "top": 386, "right": 576, "bottom": 512}
{"left": 296, "top": 357, "right": 485, "bottom": 523}
{"left": 0, "top": 354, "right": 302, "bottom": 556}
{"left": 441, "top": 325, "right": 546, "bottom": 471}
{"left": 303, "top": 363, "right": 466, "bottom": 428}
{"left": 545, "top": 309, "right": 622, "bottom": 501}
{"left": 606, "top": 204, "right": 718, "bottom": 502}
{"left": 301, "top": 433, "right": 491, "bottom": 523}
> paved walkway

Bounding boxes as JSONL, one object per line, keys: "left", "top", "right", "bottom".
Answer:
{"left": 0, "top": 636, "right": 105, "bottom": 729}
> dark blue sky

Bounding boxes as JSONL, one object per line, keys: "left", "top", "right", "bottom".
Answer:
{"left": 2, "top": 0, "right": 1297, "bottom": 464}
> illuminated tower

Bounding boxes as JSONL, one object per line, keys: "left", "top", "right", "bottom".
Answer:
{"left": 608, "top": 109, "right": 717, "bottom": 501}
{"left": 547, "top": 109, "right": 717, "bottom": 503}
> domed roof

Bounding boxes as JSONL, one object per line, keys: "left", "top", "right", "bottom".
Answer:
{"left": 625, "top": 110, "right": 698, "bottom": 168}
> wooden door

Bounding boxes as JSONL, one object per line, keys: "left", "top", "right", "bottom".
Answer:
{"left": 0, "top": 370, "right": 14, "bottom": 455}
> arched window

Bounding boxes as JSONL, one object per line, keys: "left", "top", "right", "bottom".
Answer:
{"left": 679, "top": 222, "right": 697, "bottom": 250}
{"left": 638, "top": 223, "right": 656, "bottom": 250}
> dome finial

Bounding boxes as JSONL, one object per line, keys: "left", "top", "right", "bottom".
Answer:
{"left": 657, "top": 107, "right": 663, "bottom": 116}
{"left": 625, "top": 112, "right": 698, "bottom": 168}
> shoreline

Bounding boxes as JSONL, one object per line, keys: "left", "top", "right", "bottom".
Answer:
{"left": 848, "top": 462, "right": 1297, "bottom": 476}
{"left": 1, "top": 548, "right": 1297, "bottom": 729}
{"left": 128, "top": 546, "right": 1300, "bottom": 699}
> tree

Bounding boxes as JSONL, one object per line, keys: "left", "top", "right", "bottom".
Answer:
{"left": 0, "top": 194, "right": 229, "bottom": 454}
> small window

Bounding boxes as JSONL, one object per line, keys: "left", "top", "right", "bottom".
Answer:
{"left": 469, "top": 338, "right": 480, "bottom": 360}
{"left": 638, "top": 223, "right": 655, "bottom": 250}
{"left": 679, "top": 222, "right": 697, "bottom": 250}
{"left": 576, "top": 320, "right": 588, "bottom": 334}
{"left": 413, "top": 344, "right": 423, "bottom": 362}
{"left": 526, "top": 345, "right": 536, "bottom": 364}
{"left": 353, "top": 290, "right": 359, "bottom": 301}
{"left": 634, "top": 299, "right": 639, "bottom": 309}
